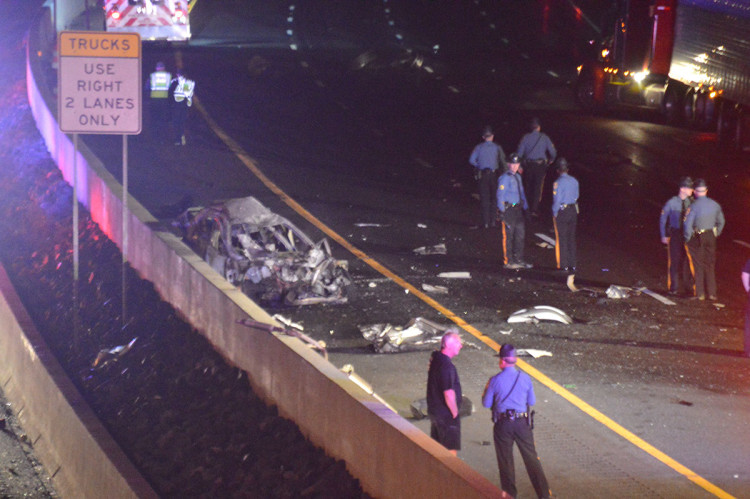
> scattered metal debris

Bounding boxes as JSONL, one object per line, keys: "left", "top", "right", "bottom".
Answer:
{"left": 92, "top": 337, "right": 137, "bottom": 368}
{"left": 633, "top": 287, "right": 675, "bottom": 306}
{"left": 340, "top": 364, "right": 396, "bottom": 413}
{"left": 359, "top": 317, "right": 476, "bottom": 353}
{"left": 409, "top": 396, "right": 474, "bottom": 420}
{"left": 606, "top": 285, "right": 632, "bottom": 299}
{"left": 507, "top": 306, "right": 573, "bottom": 325}
{"left": 438, "top": 271, "right": 471, "bottom": 279}
{"left": 534, "top": 233, "right": 556, "bottom": 247}
{"left": 236, "top": 316, "right": 327, "bottom": 360}
{"left": 421, "top": 283, "right": 449, "bottom": 294}
{"left": 413, "top": 243, "right": 446, "bottom": 255}
{"left": 174, "top": 196, "right": 352, "bottom": 306}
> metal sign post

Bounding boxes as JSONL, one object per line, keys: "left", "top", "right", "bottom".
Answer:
{"left": 58, "top": 31, "right": 141, "bottom": 326}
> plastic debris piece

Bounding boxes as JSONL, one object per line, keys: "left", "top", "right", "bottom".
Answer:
{"left": 417, "top": 223, "right": 427, "bottom": 228}
{"left": 438, "top": 271, "right": 471, "bottom": 279}
{"left": 518, "top": 348, "right": 552, "bottom": 358}
{"left": 421, "top": 283, "right": 449, "bottom": 294}
{"left": 500, "top": 329, "right": 512, "bottom": 335}
{"left": 413, "top": 243, "right": 447, "bottom": 255}
{"left": 507, "top": 305, "right": 573, "bottom": 325}
{"left": 92, "top": 337, "right": 138, "bottom": 368}
{"left": 341, "top": 364, "right": 397, "bottom": 413}
{"left": 354, "top": 223, "right": 390, "bottom": 227}
{"left": 534, "top": 233, "right": 556, "bottom": 247}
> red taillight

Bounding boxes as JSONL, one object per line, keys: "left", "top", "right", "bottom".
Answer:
{"left": 109, "top": 9, "right": 121, "bottom": 20}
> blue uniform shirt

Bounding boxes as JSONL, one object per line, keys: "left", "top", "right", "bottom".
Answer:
{"left": 469, "top": 141, "right": 506, "bottom": 171}
{"left": 684, "top": 196, "right": 725, "bottom": 242}
{"left": 482, "top": 366, "right": 535, "bottom": 417}
{"left": 517, "top": 131, "right": 556, "bottom": 162}
{"left": 659, "top": 195, "right": 691, "bottom": 239}
{"left": 551, "top": 173, "right": 579, "bottom": 217}
{"left": 497, "top": 171, "right": 528, "bottom": 212}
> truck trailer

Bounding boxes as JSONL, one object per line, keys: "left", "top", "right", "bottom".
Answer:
{"left": 575, "top": 0, "right": 750, "bottom": 150}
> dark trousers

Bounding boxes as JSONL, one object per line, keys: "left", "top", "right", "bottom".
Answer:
{"left": 429, "top": 415, "right": 461, "bottom": 451}
{"left": 478, "top": 169, "right": 498, "bottom": 227}
{"left": 149, "top": 97, "right": 170, "bottom": 127}
{"left": 493, "top": 419, "right": 550, "bottom": 498}
{"left": 553, "top": 206, "right": 577, "bottom": 271}
{"left": 667, "top": 228, "right": 692, "bottom": 293}
{"left": 686, "top": 231, "right": 717, "bottom": 298}
{"left": 523, "top": 161, "right": 547, "bottom": 214}
{"left": 502, "top": 206, "right": 525, "bottom": 265}
{"left": 172, "top": 102, "right": 188, "bottom": 143}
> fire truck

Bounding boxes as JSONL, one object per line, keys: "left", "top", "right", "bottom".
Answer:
{"left": 104, "top": 0, "right": 192, "bottom": 41}
{"left": 575, "top": 0, "right": 750, "bottom": 151}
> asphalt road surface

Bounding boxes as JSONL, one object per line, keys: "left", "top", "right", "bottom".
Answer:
{"left": 10, "top": 0, "right": 750, "bottom": 497}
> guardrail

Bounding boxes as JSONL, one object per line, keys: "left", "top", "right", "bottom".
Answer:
{"left": 19, "top": 6, "right": 502, "bottom": 497}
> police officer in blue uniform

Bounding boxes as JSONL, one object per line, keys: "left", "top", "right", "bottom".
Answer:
{"left": 684, "top": 179, "right": 725, "bottom": 300}
{"left": 659, "top": 177, "right": 694, "bottom": 296}
{"left": 551, "top": 158, "right": 579, "bottom": 277}
{"left": 517, "top": 118, "right": 556, "bottom": 216}
{"left": 469, "top": 126, "right": 507, "bottom": 228}
{"left": 497, "top": 154, "right": 531, "bottom": 269}
{"left": 482, "top": 344, "right": 551, "bottom": 499}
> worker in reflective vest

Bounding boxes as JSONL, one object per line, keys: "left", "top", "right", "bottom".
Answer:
{"left": 148, "top": 61, "right": 171, "bottom": 130}
{"left": 168, "top": 70, "right": 195, "bottom": 145}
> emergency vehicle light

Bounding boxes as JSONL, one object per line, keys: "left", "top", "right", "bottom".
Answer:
{"left": 109, "top": 8, "right": 121, "bottom": 20}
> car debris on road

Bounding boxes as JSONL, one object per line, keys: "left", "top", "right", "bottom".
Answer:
{"left": 174, "top": 196, "right": 352, "bottom": 307}
{"left": 359, "top": 317, "right": 478, "bottom": 353}
{"left": 507, "top": 306, "right": 573, "bottom": 325}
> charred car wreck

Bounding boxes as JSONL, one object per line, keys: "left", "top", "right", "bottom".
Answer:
{"left": 175, "top": 196, "right": 352, "bottom": 306}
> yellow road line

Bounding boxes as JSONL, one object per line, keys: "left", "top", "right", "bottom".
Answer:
{"left": 191, "top": 95, "right": 734, "bottom": 499}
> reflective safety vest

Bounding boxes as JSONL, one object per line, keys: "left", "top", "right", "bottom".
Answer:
{"left": 173, "top": 76, "right": 195, "bottom": 106}
{"left": 149, "top": 70, "right": 171, "bottom": 98}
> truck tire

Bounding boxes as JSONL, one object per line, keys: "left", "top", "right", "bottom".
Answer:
{"left": 575, "top": 75, "right": 598, "bottom": 112}
{"left": 716, "top": 100, "right": 736, "bottom": 143}
{"left": 694, "top": 91, "right": 717, "bottom": 129}
{"left": 663, "top": 86, "right": 683, "bottom": 125}
{"left": 682, "top": 89, "right": 696, "bottom": 126}
{"left": 736, "top": 107, "right": 750, "bottom": 152}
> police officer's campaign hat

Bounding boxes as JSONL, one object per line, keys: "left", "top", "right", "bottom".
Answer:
{"left": 694, "top": 178, "right": 707, "bottom": 190}
{"left": 530, "top": 117, "right": 540, "bottom": 129}
{"left": 508, "top": 153, "right": 521, "bottom": 164}
{"left": 556, "top": 157, "right": 569, "bottom": 172}
{"left": 678, "top": 176, "right": 694, "bottom": 188}
{"left": 496, "top": 344, "right": 517, "bottom": 362}
{"left": 482, "top": 125, "right": 494, "bottom": 138}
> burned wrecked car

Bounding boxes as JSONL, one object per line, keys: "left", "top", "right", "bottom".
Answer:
{"left": 175, "top": 196, "right": 352, "bottom": 306}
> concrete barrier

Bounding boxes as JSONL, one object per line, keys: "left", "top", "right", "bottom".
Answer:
{"left": 20, "top": 8, "right": 503, "bottom": 498}
{"left": 0, "top": 265, "right": 158, "bottom": 499}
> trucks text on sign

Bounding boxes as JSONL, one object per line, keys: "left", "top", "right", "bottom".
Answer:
{"left": 58, "top": 31, "right": 141, "bottom": 134}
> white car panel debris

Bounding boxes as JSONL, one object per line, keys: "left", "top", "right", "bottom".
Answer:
{"left": 438, "top": 271, "right": 471, "bottom": 279}
{"left": 507, "top": 306, "right": 573, "bottom": 325}
{"left": 413, "top": 243, "right": 447, "bottom": 255}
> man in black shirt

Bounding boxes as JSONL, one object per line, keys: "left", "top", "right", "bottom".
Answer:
{"left": 426, "top": 329, "right": 463, "bottom": 454}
